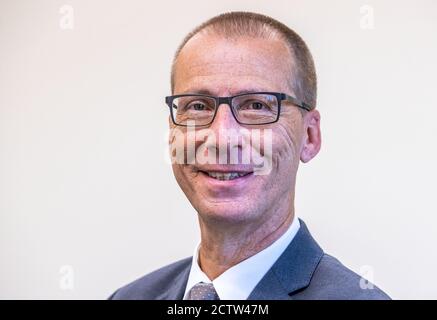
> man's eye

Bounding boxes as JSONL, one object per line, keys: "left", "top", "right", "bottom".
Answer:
{"left": 251, "top": 102, "right": 265, "bottom": 110}
{"left": 186, "top": 102, "right": 207, "bottom": 111}
{"left": 240, "top": 101, "right": 269, "bottom": 111}
{"left": 193, "top": 103, "right": 205, "bottom": 110}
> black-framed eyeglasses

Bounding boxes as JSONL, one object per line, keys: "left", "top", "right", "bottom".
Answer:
{"left": 165, "top": 92, "right": 312, "bottom": 127}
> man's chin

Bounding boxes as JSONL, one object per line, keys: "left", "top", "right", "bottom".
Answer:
{"left": 196, "top": 201, "right": 259, "bottom": 224}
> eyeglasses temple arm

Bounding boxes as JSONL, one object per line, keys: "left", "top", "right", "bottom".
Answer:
{"left": 281, "top": 93, "right": 312, "bottom": 111}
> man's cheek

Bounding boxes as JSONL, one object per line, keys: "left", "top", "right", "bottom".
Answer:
{"left": 168, "top": 127, "right": 187, "bottom": 165}
{"left": 276, "top": 124, "right": 300, "bottom": 164}
{"left": 252, "top": 129, "right": 273, "bottom": 176}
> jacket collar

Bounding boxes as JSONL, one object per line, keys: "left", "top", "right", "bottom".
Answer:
{"left": 159, "top": 260, "right": 192, "bottom": 300}
{"left": 247, "top": 219, "right": 324, "bottom": 299}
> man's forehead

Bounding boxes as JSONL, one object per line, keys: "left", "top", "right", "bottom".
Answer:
{"left": 174, "top": 34, "right": 293, "bottom": 94}
{"left": 183, "top": 61, "right": 279, "bottom": 82}
{"left": 178, "top": 33, "right": 291, "bottom": 68}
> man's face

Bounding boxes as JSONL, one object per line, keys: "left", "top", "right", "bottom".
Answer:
{"left": 170, "top": 33, "right": 319, "bottom": 226}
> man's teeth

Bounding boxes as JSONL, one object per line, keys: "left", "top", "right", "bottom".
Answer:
{"left": 206, "top": 172, "right": 249, "bottom": 180}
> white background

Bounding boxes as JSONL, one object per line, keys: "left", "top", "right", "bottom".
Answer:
{"left": 1, "top": 0, "right": 436, "bottom": 299}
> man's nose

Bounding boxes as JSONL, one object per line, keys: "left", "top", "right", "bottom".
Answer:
{"left": 203, "top": 103, "right": 244, "bottom": 164}
{"left": 209, "top": 103, "right": 240, "bottom": 131}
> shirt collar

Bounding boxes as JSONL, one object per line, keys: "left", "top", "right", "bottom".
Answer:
{"left": 183, "top": 216, "right": 301, "bottom": 300}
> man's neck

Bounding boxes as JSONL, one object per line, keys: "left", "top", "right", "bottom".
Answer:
{"left": 197, "top": 207, "right": 294, "bottom": 280}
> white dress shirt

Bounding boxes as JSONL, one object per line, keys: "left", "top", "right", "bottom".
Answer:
{"left": 183, "top": 216, "right": 301, "bottom": 300}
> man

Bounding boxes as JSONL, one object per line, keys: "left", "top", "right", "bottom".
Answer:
{"left": 110, "top": 12, "right": 390, "bottom": 300}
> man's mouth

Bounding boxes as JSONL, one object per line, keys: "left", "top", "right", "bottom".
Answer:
{"left": 205, "top": 171, "right": 251, "bottom": 181}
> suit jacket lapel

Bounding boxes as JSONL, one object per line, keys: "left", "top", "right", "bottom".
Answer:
{"left": 158, "top": 260, "right": 192, "bottom": 300}
{"left": 248, "top": 219, "right": 324, "bottom": 299}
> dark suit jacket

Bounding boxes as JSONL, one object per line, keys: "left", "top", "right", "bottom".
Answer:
{"left": 109, "top": 219, "right": 390, "bottom": 300}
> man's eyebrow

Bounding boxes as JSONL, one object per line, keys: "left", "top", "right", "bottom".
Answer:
{"left": 183, "top": 89, "right": 213, "bottom": 95}
{"left": 180, "top": 88, "right": 270, "bottom": 96}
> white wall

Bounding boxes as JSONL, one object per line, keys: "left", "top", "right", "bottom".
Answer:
{"left": 1, "top": 0, "right": 436, "bottom": 299}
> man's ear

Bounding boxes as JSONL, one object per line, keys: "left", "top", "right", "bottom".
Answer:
{"left": 300, "top": 110, "right": 322, "bottom": 163}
